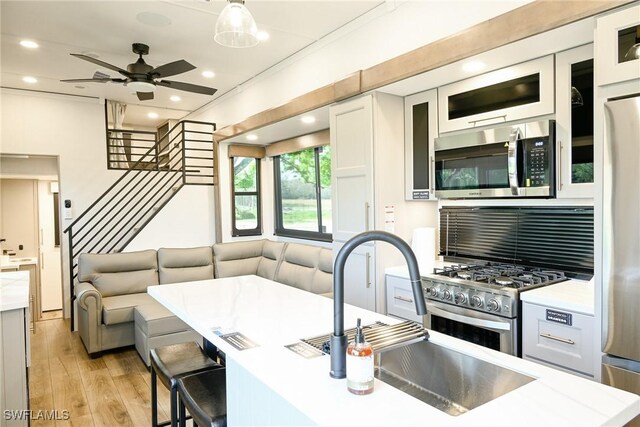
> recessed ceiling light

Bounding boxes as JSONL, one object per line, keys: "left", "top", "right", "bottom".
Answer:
{"left": 256, "top": 31, "right": 270, "bottom": 41}
{"left": 462, "top": 60, "right": 487, "bottom": 73}
{"left": 22, "top": 76, "right": 38, "bottom": 84}
{"left": 246, "top": 134, "right": 258, "bottom": 141}
{"left": 20, "top": 40, "right": 39, "bottom": 49}
{"left": 170, "top": 95, "right": 181, "bottom": 102}
{"left": 301, "top": 115, "right": 316, "bottom": 124}
{"left": 147, "top": 112, "right": 159, "bottom": 119}
{"left": 202, "top": 70, "right": 215, "bottom": 78}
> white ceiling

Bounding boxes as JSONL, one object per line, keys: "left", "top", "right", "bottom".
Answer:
{"left": 0, "top": 0, "right": 382, "bottom": 127}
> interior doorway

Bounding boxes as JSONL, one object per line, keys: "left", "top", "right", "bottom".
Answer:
{"left": 0, "top": 155, "right": 63, "bottom": 321}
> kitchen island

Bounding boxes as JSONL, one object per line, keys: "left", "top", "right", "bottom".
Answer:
{"left": 148, "top": 275, "right": 640, "bottom": 426}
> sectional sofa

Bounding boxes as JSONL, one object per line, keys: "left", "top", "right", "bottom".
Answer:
{"left": 75, "top": 239, "right": 333, "bottom": 364}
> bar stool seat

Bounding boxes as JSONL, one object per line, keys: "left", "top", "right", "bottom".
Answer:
{"left": 150, "top": 341, "right": 223, "bottom": 427}
{"left": 176, "top": 368, "right": 227, "bottom": 427}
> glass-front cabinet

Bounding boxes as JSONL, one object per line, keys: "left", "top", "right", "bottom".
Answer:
{"left": 595, "top": 3, "right": 640, "bottom": 86}
{"left": 556, "top": 44, "right": 594, "bottom": 199}
{"left": 404, "top": 89, "right": 438, "bottom": 201}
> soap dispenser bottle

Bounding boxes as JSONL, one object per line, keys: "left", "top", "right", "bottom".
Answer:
{"left": 346, "top": 318, "right": 374, "bottom": 395}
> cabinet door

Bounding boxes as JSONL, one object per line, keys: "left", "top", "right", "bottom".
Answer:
{"left": 438, "top": 55, "right": 555, "bottom": 133}
{"left": 404, "top": 89, "right": 438, "bottom": 201}
{"left": 555, "top": 44, "right": 594, "bottom": 199}
{"left": 333, "top": 242, "right": 375, "bottom": 312}
{"left": 595, "top": 4, "right": 640, "bottom": 86}
{"left": 385, "top": 275, "right": 422, "bottom": 322}
{"left": 330, "top": 95, "right": 374, "bottom": 242}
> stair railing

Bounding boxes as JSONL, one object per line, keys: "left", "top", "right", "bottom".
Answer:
{"left": 65, "top": 120, "right": 216, "bottom": 330}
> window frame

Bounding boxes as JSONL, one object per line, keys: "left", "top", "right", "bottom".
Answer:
{"left": 231, "top": 156, "right": 262, "bottom": 237}
{"left": 273, "top": 146, "right": 332, "bottom": 242}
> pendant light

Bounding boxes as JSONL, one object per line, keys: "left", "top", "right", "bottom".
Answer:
{"left": 215, "top": 0, "right": 259, "bottom": 48}
{"left": 571, "top": 86, "right": 584, "bottom": 108}
{"left": 624, "top": 27, "right": 640, "bottom": 60}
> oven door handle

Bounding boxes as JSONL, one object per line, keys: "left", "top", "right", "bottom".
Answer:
{"left": 427, "top": 304, "right": 511, "bottom": 331}
{"left": 507, "top": 127, "right": 522, "bottom": 196}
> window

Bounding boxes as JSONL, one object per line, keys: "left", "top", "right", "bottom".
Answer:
{"left": 274, "top": 146, "right": 331, "bottom": 241}
{"left": 231, "top": 157, "right": 261, "bottom": 236}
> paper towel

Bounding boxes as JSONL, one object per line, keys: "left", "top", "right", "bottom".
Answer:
{"left": 411, "top": 227, "right": 436, "bottom": 274}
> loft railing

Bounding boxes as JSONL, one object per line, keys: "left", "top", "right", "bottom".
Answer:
{"left": 64, "top": 120, "right": 216, "bottom": 330}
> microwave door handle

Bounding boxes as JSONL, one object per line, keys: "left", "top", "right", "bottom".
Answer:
{"left": 508, "top": 128, "right": 522, "bottom": 196}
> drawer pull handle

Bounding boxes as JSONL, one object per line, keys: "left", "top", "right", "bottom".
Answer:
{"left": 540, "top": 333, "right": 575, "bottom": 345}
{"left": 394, "top": 295, "right": 414, "bottom": 303}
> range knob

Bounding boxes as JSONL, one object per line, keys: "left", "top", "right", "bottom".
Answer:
{"left": 454, "top": 292, "right": 467, "bottom": 304}
{"left": 488, "top": 298, "right": 500, "bottom": 312}
{"left": 471, "top": 295, "right": 483, "bottom": 308}
{"left": 429, "top": 287, "right": 439, "bottom": 298}
{"left": 443, "top": 290, "right": 452, "bottom": 301}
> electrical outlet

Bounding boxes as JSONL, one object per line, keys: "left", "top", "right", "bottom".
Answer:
{"left": 18, "top": 244, "right": 23, "bottom": 250}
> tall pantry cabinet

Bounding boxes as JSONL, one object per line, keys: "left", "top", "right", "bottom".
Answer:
{"left": 330, "top": 92, "right": 435, "bottom": 314}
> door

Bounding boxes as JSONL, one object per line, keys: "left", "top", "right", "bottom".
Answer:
{"left": 333, "top": 242, "right": 376, "bottom": 312}
{"left": 330, "top": 95, "right": 374, "bottom": 242}
{"left": 38, "top": 181, "right": 63, "bottom": 312}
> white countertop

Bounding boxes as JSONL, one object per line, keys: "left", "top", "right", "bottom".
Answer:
{"left": 0, "top": 256, "right": 37, "bottom": 271}
{"left": 149, "top": 275, "right": 639, "bottom": 426}
{"left": 521, "top": 277, "right": 595, "bottom": 315}
{"left": 0, "top": 270, "right": 30, "bottom": 311}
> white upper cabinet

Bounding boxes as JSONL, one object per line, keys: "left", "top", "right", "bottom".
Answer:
{"left": 330, "top": 94, "right": 374, "bottom": 243}
{"left": 595, "top": 3, "right": 640, "bottom": 87}
{"left": 438, "top": 55, "right": 555, "bottom": 133}
{"left": 404, "top": 89, "right": 438, "bottom": 201}
{"left": 555, "top": 44, "right": 595, "bottom": 199}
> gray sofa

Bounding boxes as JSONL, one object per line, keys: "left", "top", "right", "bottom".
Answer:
{"left": 75, "top": 239, "right": 333, "bottom": 364}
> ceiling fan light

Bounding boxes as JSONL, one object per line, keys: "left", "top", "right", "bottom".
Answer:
{"left": 215, "top": 0, "right": 259, "bottom": 48}
{"left": 127, "top": 80, "right": 156, "bottom": 93}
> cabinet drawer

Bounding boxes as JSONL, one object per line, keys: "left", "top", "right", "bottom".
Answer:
{"left": 523, "top": 302, "right": 594, "bottom": 376}
{"left": 386, "top": 275, "right": 422, "bottom": 323}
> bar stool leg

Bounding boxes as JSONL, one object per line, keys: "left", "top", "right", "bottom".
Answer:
{"left": 170, "top": 386, "right": 178, "bottom": 427}
{"left": 178, "top": 398, "right": 186, "bottom": 427}
{"left": 151, "top": 366, "right": 158, "bottom": 427}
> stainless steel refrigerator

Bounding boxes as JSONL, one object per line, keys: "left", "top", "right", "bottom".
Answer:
{"left": 602, "top": 94, "right": 640, "bottom": 400}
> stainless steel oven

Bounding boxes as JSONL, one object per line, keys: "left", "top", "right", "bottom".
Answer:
{"left": 425, "top": 300, "right": 517, "bottom": 355}
{"left": 434, "top": 119, "right": 555, "bottom": 199}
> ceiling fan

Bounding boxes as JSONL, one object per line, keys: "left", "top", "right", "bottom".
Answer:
{"left": 61, "top": 43, "right": 217, "bottom": 101}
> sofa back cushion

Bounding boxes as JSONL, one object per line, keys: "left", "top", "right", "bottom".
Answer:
{"left": 275, "top": 244, "right": 333, "bottom": 295}
{"left": 158, "top": 246, "right": 214, "bottom": 284}
{"left": 78, "top": 250, "right": 158, "bottom": 297}
{"left": 257, "top": 240, "right": 286, "bottom": 280}
{"left": 213, "top": 240, "right": 265, "bottom": 278}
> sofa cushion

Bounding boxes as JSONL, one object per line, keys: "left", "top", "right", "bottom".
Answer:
{"left": 102, "top": 293, "right": 156, "bottom": 325}
{"left": 275, "top": 243, "right": 328, "bottom": 294}
{"left": 313, "top": 248, "right": 334, "bottom": 296}
{"left": 78, "top": 250, "right": 158, "bottom": 297}
{"left": 213, "top": 240, "right": 264, "bottom": 278}
{"left": 256, "top": 241, "right": 286, "bottom": 280}
{"left": 158, "top": 247, "right": 214, "bottom": 284}
{"left": 134, "top": 303, "right": 190, "bottom": 336}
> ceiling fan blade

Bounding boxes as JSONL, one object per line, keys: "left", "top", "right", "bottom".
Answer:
{"left": 157, "top": 80, "right": 217, "bottom": 95}
{"left": 61, "top": 78, "right": 110, "bottom": 83}
{"left": 151, "top": 60, "right": 196, "bottom": 78}
{"left": 137, "top": 91, "right": 154, "bottom": 101}
{"left": 70, "top": 53, "right": 131, "bottom": 76}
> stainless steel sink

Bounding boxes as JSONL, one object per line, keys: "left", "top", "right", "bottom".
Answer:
{"left": 374, "top": 340, "right": 534, "bottom": 416}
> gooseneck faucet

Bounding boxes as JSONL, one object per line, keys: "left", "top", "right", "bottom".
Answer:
{"left": 330, "top": 230, "right": 427, "bottom": 379}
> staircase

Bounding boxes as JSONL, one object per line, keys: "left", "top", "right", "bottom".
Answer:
{"left": 64, "top": 120, "right": 216, "bottom": 330}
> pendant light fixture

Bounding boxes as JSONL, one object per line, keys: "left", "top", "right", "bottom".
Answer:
{"left": 215, "top": 0, "right": 259, "bottom": 48}
{"left": 571, "top": 86, "right": 584, "bottom": 108}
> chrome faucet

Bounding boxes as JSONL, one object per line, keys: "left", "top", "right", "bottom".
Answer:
{"left": 330, "top": 230, "right": 427, "bottom": 379}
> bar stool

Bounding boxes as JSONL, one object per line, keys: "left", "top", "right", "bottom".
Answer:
{"left": 176, "top": 368, "right": 227, "bottom": 427}
{"left": 150, "top": 341, "right": 223, "bottom": 427}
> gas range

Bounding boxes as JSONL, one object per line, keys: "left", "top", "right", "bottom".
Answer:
{"left": 421, "top": 262, "right": 567, "bottom": 319}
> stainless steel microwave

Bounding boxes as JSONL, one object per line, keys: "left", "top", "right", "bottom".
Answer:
{"left": 434, "top": 120, "right": 556, "bottom": 199}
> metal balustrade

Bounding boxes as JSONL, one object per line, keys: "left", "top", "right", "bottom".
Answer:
{"left": 64, "top": 120, "right": 216, "bottom": 330}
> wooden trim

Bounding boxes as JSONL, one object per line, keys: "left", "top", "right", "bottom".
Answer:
{"left": 265, "top": 129, "right": 329, "bottom": 157}
{"left": 228, "top": 144, "right": 266, "bottom": 158}
{"left": 213, "top": 0, "right": 632, "bottom": 142}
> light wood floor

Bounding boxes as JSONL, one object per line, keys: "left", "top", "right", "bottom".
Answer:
{"left": 29, "top": 317, "right": 172, "bottom": 427}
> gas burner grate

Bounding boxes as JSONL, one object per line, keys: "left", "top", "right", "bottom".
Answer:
{"left": 434, "top": 262, "right": 567, "bottom": 289}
